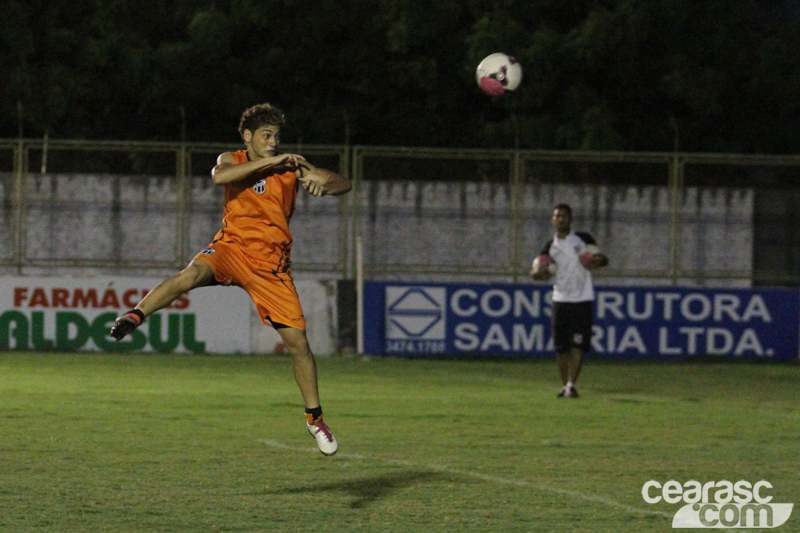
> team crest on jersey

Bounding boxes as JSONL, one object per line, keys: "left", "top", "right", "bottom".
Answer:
{"left": 573, "top": 333, "right": 583, "bottom": 344}
{"left": 200, "top": 248, "right": 216, "bottom": 255}
{"left": 253, "top": 179, "right": 266, "bottom": 194}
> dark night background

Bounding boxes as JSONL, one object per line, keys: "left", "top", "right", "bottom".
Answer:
{"left": 1, "top": 0, "right": 798, "bottom": 152}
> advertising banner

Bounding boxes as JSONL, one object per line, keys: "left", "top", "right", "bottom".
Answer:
{"left": 0, "top": 276, "right": 251, "bottom": 353}
{"left": 362, "top": 282, "right": 800, "bottom": 359}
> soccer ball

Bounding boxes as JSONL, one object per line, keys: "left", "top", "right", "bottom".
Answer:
{"left": 579, "top": 244, "right": 601, "bottom": 267}
{"left": 476, "top": 53, "right": 523, "bottom": 96}
{"left": 531, "top": 254, "right": 557, "bottom": 276}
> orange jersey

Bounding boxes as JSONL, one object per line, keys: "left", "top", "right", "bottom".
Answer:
{"left": 211, "top": 150, "right": 297, "bottom": 271}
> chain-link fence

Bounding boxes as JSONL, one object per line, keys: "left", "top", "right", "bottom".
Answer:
{"left": 2, "top": 139, "right": 799, "bottom": 286}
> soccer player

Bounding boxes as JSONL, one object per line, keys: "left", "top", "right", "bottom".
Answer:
{"left": 530, "top": 203, "right": 608, "bottom": 398}
{"left": 109, "top": 103, "right": 351, "bottom": 455}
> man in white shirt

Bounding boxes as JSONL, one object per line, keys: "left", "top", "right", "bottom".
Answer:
{"left": 530, "top": 203, "right": 609, "bottom": 398}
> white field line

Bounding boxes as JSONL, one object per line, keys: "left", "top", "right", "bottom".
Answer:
{"left": 257, "top": 438, "right": 673, "bottom": 519}
{"left": 538, "top": 439, "right": 704, "bottom": 448}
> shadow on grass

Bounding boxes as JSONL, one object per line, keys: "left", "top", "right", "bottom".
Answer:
{"left": 267, "top": 470, "right": 451, "bottom": 509}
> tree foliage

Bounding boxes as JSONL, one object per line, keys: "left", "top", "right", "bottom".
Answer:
{"left": 0, "top": 0, "right": 797, "bottom": 152}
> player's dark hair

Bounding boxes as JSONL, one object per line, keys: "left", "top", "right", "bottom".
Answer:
{"left": 554, "top": 203, "right": 572, "bottom": 217}
{"left": 238, "top": 103, "right": 286, "bottom": 140}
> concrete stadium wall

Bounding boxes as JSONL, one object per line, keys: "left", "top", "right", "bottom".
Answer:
{"left": 2, "top": 174, "right": 752, "bottom": 280}
{"left": 357, "top": 181, "right": 752, "bottom": 282}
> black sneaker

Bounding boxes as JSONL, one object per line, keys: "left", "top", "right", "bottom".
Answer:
{"left": 566, "top": 386, "right": 579, "bottom": 398}
{"left": 557, "top": 387, "right": 568, "bottom": 398}
{"left": 110, "top": 311, "right": 143, "bottom": 341}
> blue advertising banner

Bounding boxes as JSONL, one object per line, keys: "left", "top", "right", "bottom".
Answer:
{"left": 362, "top": 282, "right": 800, "bottom": 360}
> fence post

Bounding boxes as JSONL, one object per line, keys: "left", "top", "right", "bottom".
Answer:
{"left": 13, "top": 140, "right": 26, "bottom": 274}
{"left": 510, "top": 149, "right": 523, "bottom": 282}
{"left": 352, "top": 147, "right": 365, "bottom": 355}
{"left": 350, "top": 147, "right": 364, "bottom": 281}
{"left": 176, "top": 144, "right": 189, "bottom": 268}
{"left": 668, "top": 154, "right": 684, "bottom": 284}
{"left": 339, "top": 145, "right": 351, "bottom": 279}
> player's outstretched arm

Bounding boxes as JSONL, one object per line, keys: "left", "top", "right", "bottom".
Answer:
{"left": 212, "top": 152, "right": 298, "bottom": 185}
{"left": 297, "top": 160, "right": 352, "bottom": 197}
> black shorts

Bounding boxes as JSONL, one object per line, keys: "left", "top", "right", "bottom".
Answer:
{"left": 551, "top": 301, "right": 594, "bottom": 353}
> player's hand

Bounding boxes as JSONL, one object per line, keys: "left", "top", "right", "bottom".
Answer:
{"left": 272, "top": 153, "right": 300, "bottom": 171}
{"left": 256, "top": 154, "right": 294, "bottom": 174}
{"left": 297, "top": 159, "right": 329, "bottom": 196}
{"left": 580, "top": 253, "right": 606, "bottom": 269}
{"left": 530, "top": 269, "right": 552, "bottom": 281}
{"left": 530, "top": 254, "right": 554, "bottom": 280}
{"left": 299, "top": 175, "right": 327, "bottom": 197}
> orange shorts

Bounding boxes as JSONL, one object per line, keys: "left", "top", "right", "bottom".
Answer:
{"left": 194, "top": 240, "right": 306, "bottom": 330}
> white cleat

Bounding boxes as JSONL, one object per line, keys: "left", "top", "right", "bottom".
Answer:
{"left": 306, "top": 415, "right": 338, "bottom": 456}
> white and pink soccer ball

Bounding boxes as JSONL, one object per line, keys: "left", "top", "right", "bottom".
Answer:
{"left": 531, "top": 254, "right": 557, "bottom": 276}
{"left": 476, "top": 53, "right": 523, "bottom": 96}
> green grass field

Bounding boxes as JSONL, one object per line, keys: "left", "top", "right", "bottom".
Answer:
{"left": 1, "top": 352, "right": 798, "bottom": 533}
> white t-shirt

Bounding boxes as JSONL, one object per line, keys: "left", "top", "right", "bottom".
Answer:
{"left": 539, "top": 231, "right": 600, "bottom": 303}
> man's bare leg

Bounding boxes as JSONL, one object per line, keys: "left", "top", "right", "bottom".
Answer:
{"left": 110, "top": 260, "right": 215, "bottom": 340}
{"left": 559, "top": 347, "right": 583, "bottom": 398}
{"left": 278, "top": 327, "right": 321, "bottom": 409}
{"left": 278, "top": 326, "right": 337, "bottom": 455}
{"left": 556, "top": 351, "right": 570, "bottom": 386}
{"left": 137, "top": 260, "right": 215, "bottom": 316}
{"left": 557, "top": 346, "right": 583, "bottom": 398}
{"left": 567, "top": 346, "right": 584, "bottom": 386}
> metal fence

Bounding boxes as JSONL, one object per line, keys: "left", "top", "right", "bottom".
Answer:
{"left": 2, "top": 139, "right": 800, "bottom": 285}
